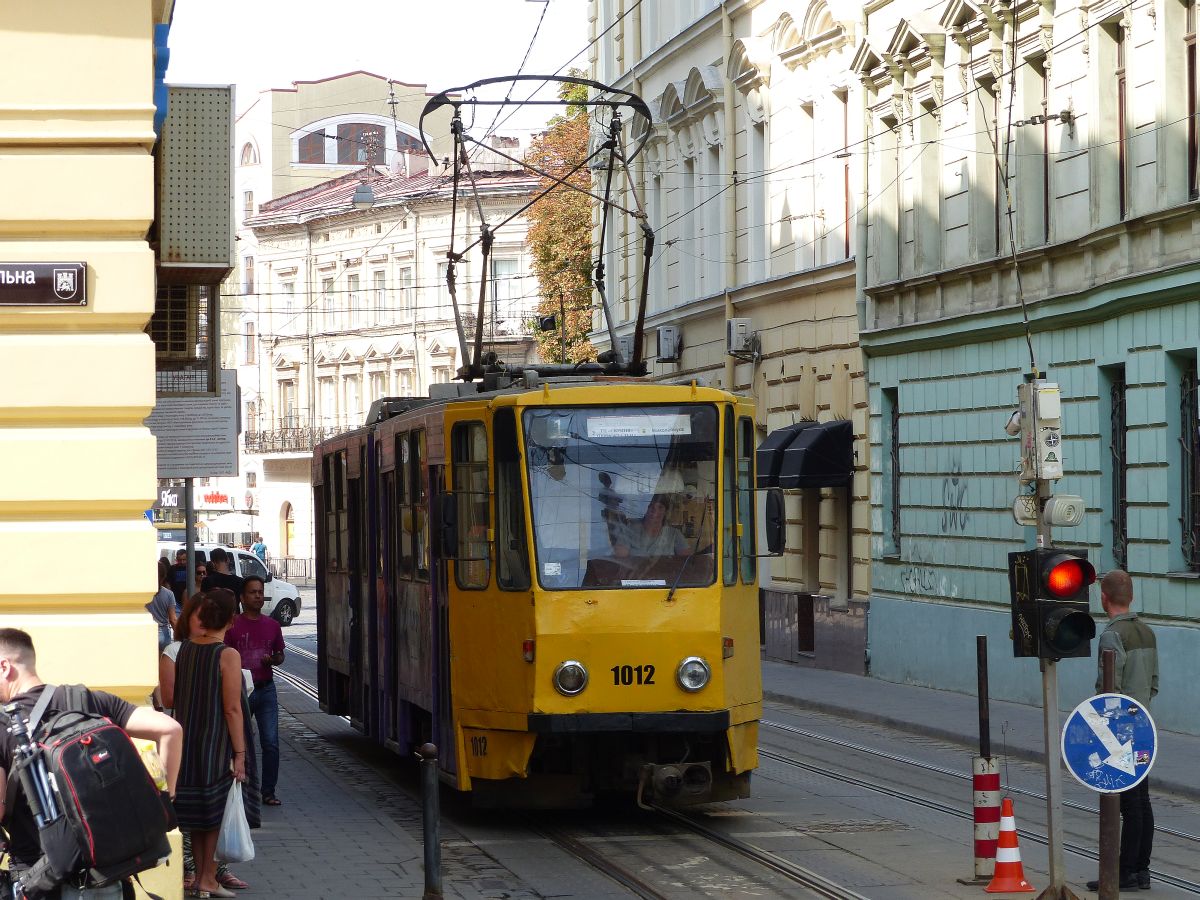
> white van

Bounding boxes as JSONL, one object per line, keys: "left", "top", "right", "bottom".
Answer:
{"left": 157, "top": 542, "right": 303, "bottom": 626}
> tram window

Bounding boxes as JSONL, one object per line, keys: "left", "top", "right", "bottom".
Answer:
{"left": 524, "top": 404, "right": 717, "bottom": 590}
{"left": 396, "top": 433, "right": 413, "bottom": 578}
{"left": 452, "top": 421, "right": 490, "bottom": 589}
{"left": 738, "top": 417, "right": 757, "bottom": 583}
{"left": 413, "top": 430, "right": 429, "bottom": 581}
{"left": 722, "top": 408, "right": 737, "bottom": 586}
{"left": 494, "top": 408, "right": 531, "bottom": 590}
{"left": 337, "top": 455, "right": 350, "bottom": 573}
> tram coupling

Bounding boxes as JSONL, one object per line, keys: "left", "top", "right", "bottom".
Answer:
{"left": 636, "top": 761, "right": 714, "bottom": 809}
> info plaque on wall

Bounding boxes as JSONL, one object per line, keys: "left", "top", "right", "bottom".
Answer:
{"left": 0, "top": 262, "right": 87, "bottom": 306}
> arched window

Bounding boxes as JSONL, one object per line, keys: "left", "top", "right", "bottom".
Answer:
{"left": 239, "top": 142, "right": 259, "bottom": 165}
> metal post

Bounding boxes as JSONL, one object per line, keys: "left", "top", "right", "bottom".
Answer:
{"left": 977, "top": 635, "right": 992, "bottom": 759}
{"left": 419, "top": 743, "right": 442, "bottom": 899}
{"left": 960, "top": 635, "right": 1000, "bottom": 885}
{"left": 184, "top": 477, "right": 196, "bottom": 596}
{"left": 1098, "top": 649, "right": 1120, "bottom": 899}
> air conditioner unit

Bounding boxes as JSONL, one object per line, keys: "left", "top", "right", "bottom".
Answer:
{"left": 657, "top": 325, "right": 682, "bottom": 362}
{"left": 615, "top": 334, "right": 635, "bottom": 362}
{"left": 727, "top": 318, "right": 755, "bottom": 355}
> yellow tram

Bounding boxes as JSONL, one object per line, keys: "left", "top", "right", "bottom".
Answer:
{"left": 313, "top": 377, "right": 774, "bottom": 807}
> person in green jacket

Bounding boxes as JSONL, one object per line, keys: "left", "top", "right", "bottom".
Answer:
{"left": 1088, "top": 569, "right": 1158, "bottom": 892}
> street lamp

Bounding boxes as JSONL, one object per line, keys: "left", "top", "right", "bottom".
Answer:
{"left": 352, "top": 180, "right": 375, "bottom": 210}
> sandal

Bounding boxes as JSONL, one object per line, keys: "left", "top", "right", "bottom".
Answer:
{"left": 263, "top": 794, "right": 282, "bottom": 806}
{"left": 217, "top": 871, "right": 250, "bottom": 890}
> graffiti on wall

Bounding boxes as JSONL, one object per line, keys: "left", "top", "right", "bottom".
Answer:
{"left": 900, "top": 546, "right": 937, "bottom": 595}
{"left": 940, "top": 461, "right": 970, "bottom": 534}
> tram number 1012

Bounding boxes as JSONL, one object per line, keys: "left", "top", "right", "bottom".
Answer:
{"left": 611, "top": 664, "right": 655, "bottom": 686}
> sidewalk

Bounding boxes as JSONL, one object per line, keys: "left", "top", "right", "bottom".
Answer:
{"left": 762, "top": 660, "right": 1200, "bottom": 800}
{"left": 243, "top": 697, "right": 538, "bottom": 899}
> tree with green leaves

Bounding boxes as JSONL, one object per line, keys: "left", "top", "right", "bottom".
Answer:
{"left": 525, "top": 76, "right": 596, "bottom": 363}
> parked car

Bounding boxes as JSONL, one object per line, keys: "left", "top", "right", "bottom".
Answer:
{"left": 157, "top": 541, "right": 303, "bottom": 626}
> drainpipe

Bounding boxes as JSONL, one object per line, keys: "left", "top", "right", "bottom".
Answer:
{"left": 722, "top": 1, "right": 737, "bottom": 391}
{"left": 854, "top": 10, "right": 870, "bottom": 335}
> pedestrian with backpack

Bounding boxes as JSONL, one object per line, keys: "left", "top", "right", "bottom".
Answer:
{"left": 171, "top": 590, "right": 260, "bottom": 899}
{"left": 0, "top": 627, "right": 182, "bottom": 899}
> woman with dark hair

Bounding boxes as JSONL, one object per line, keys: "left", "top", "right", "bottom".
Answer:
{"left": 172, "top": 589, "right": 260, "bottom": 898}
{"left": 148, "top": 557, "right": 178, "bottom": 650}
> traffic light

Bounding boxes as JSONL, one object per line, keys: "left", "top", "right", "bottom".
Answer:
{"left": 1008, "top": 548, "right": 1097, "bottom": 659}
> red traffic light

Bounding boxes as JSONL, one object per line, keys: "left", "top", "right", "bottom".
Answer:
{"left": 1043, "top": 555, "right": 1096, "bottom": 599}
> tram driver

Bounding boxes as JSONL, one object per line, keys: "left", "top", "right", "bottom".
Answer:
{"left": 612, "top": 496, "right": 690, "bottom": 561}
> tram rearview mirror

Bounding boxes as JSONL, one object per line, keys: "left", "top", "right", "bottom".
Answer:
{"left": 765, "top": 488, "right": 785, "bottom": 556}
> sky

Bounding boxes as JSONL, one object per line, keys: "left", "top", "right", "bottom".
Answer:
{"left": 167, "top": 0, "right": 592, "bottom": 131}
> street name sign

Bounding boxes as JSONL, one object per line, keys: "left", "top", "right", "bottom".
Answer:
{"left": 1061, "top": 693, "right": 1156, "bottom": 793}
{"left": 0, "top": 262, "right": 87, "bottom": 305}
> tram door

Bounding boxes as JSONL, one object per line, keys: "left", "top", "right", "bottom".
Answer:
{"left": 430, "top": 462, "right": 457, "bottom": 778}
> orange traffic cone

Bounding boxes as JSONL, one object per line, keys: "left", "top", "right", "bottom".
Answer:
{"left": 985, "top": 797, "right": 1035, "bottom": 893}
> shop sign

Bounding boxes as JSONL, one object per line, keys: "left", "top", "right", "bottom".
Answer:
{"left": 0, "top": 262, "right": 87, "bottom": 305}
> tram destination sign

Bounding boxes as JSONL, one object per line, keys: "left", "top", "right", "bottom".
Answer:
{"left": 0, "top": 262, "right": 87, "bottom": 306}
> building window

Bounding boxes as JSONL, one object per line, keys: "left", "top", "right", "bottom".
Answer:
{"left": 337, "top": 123, "right": 385, "bottom": 165}
{"left": 452, "top": 421, "right": 490, "bottom": 589}
{"left": 246, "top": 470, "right": 257, "bottom": 488}
{"left": 1183, "top": 361, "right": 1200, "bottom": 571}
{"left": 1115, "top": 25, "right": 1128, "bottom": 219}
{"left": 150, "top": 285, "right": 189, "bottom": 354}
{"left": 322, "top": 277, "right": 336, "bottom": 331}
{"left": 882, "top": 388, "right": 901, "bottom": 555}
{"left": 344, "top": 376, "right": 361, "bottom": 428}
{"left": 436, "top": 261, "right": 452, "bottom": 318}
{"left": 239, "top": 142, "right": 258, "bottom": 165}
{"left": 490, "top": 257, "right": 519, "bottom": 327}
{"left": 369, "top": 371, "right": 386, "bottom": 404}
{"left": 1188, "top": 0, "right": 1198, "bottom": 198}
{"left": 1106, "top": 366, "right": 1128, "bottom": 570}
{"left": 279, "top": 380, "right": 297, "bottom": 429}
{"left": 319, "top": 377, "right": 336, "bottom": 426}
{"left": 246, "top": 401, "right": 258, "bottom": 435}
{"left": 244, "top": 321, "right": 256, "bottom": 365}
{"left": 372, "top": 270, "right": 386, "bottom": 323}
{"left": 243, "top": 256, "right": 254, "bottom": 294}
{"left": 432, "top": 366, "right": 451, "bottom": 384}
{"left": 243, "top": 191, "right": 255, "bottom": 218}
{"left": 347, "top": 273, "right": 362, "bottom": 328}
{"left": 397, "top": 265, "right": 413, "bottom": 317}
{"left": 298, "top": 129, "right": 324, "bottom": 164}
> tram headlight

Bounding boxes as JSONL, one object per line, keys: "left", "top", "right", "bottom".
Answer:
{"left": 676, "top": 656, "right": 711, "bottom": 693}
{"left": 553, "top": 660, "right": 589, "bottom": 696}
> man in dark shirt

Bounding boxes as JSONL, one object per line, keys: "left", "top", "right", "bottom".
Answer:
{"left": 201, "top": 547, "right": 244, "bottom": 599}
{"left": 168, "top": 548, "right": 190, "bottom": 608}
{"left": 0, "top": 628, "right": 181, "bottom": 871}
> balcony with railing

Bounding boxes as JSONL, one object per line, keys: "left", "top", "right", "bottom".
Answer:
{"left": 244, "top": 422, "right": 343, "bottom": 454}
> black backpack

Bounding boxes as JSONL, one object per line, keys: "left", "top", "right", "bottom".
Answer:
{"left": 5, "top": 685, "right": 175, "bottom": 898}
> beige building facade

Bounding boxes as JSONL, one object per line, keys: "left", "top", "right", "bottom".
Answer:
{"left": 1, "top": 4, "right": 183, "bottom": 894}
{"left": 591, "top": 0, "right": 872, "bottom": 671}
{"left": 210, "top": 168, "right": 541, "bottom": 567}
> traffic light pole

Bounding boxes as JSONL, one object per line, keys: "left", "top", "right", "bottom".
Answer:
{"left": 1036, "top": 477, "right": 1079, "bottom": 900}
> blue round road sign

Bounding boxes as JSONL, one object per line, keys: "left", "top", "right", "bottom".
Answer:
{"left": 1061, "top": 693, "right": 1157, "bottom": 794}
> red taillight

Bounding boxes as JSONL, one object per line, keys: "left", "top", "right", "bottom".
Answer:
{"left": 1046, "top": 561, "right": 1086, "bottom": 597}
{"left": 722, "top": 637, "right": 734, "bottom": 659}
{"left": 522, "top": 640, "right": 535, "bottom": 663}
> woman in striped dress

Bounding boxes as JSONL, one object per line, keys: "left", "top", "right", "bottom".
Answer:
{"left": 174, "top": 589, "right": 261, "bottom": 898}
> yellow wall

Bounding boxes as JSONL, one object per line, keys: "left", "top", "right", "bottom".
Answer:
{"left": 0, "top": 2, "right": 164, "bottom": 696}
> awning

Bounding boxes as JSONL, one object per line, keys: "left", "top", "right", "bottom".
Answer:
{"left": 756, "top": 420, "right": 854, "bottom": 489}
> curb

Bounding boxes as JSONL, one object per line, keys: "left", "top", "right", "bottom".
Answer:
{"left": 762, "top": 689, "right": 1200, "bottom": 802}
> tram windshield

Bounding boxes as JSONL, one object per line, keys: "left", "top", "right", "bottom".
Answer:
{"left": 523, "top": 405, "right": 718, "bottom": 590}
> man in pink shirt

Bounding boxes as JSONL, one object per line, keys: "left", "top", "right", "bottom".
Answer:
{"left": 227, "top": 576, "right": 284, "bottom": 806}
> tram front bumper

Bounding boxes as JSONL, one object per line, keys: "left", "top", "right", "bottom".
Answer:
{"left": 526, "top": 710, "right": 731, "bottom": 733}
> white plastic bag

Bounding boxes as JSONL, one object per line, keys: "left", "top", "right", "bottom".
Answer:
{"left": 215, "top": 781, "right": 255, "bottom": 863}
